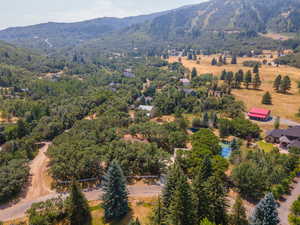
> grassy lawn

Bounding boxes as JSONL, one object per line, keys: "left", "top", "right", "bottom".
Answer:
{"left": 90, "top": 198, "right": 155, "bottom": 225}
{"left": 257, "top": 140, "right": 275, "bottom": 152}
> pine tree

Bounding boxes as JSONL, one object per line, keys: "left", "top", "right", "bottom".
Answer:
{"left": 200, "top": 218, "right": 216, "bottom": 225}
{"left": 211, "top": 58, "right": 217, "bottom": 66}
{"left": 149, "top": 197, "right": 164, "bottom": 225}
{"left": 128, "top": 218, "right": 141, "bottom": 225}
{"left": 273, "top": 75, "right": 282, "bottom": 91}
{"left": 168, "top": 174, "right": 195, "bottom": 225}
{"left": 68, "top": 181, "right": 92, "bottom": 225}
{"left": 274, "top": 117, "right": 280, "bottom": 129}
{"left": 262, "top": 92, "right": 272, "bottom": 105}
{"left": 204, "top": 176, "right": 228, "bottom": 225}
{"left": 192, "top": 156, "right": 212, "bottom": 222}
{"left": 250, "top": 193, "right": 279, "bottom": 225}
{"left": 218, "top": 55, "right": 223, "bottom": 65}
{"left": 226, "top": 72, "right": 234, "bottom": 86}
{"left": 191, "top": 67, "right": 198, "bottom": 79}
{"left": 162, "top": 164, "right": 182, "bottom": 209}
{"left": 188, "top": 53, "right": 193, "bottom": 60}
{"left": 211, "top": 113, "right": 218, "bottom": 128}
{"left": 253, "top": 73, "right": 262, "bottom": 90}
{"left": 230, "top": 195, "right": 248, "bottom": 225}
{"left": 221, "top": 70, "right": 227, "bottom": 80}
{"left": 223, "top": 56, "right": 227, "bottom": 65}
{"left": 231, "top": 138, "right": 239, "bottom": 151}
{"left": 279, "top": 76, "right": 291, "bottom": 94}
{"left": 253, "top": 64, "right": 259, "bottom": 74}
{"left": 102, "top": 161, "right": 129, "bottom": 221}
{"left": 231, "top": 55, "right": 237, "bottom": 64}
{"left": 202, "top": 112, "right": 210, "bottom": 128}
{"left": 244, "top": 71, "right": 252, "bottom": 89}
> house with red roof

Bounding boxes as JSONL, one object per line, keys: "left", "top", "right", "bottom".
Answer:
{"left": 248, "top": 107, "right": 271, "bottom": 121}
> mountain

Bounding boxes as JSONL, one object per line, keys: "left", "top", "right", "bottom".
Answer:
{"left": 1, "top": 0, "right": 300, "bottom": 54}
{"left": 0, "top": 11, "right": 171, "bottom": 52}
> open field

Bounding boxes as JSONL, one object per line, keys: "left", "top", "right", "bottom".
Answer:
{"left": 260, "top": 32, "right": 295, "bottom": 41}
{"left": 169, "top": 53, "right": 300, "bottom": 122}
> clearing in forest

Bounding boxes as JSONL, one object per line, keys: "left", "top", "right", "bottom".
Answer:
{"left": 169, "top": 53, "right": 300, "bottom": 122}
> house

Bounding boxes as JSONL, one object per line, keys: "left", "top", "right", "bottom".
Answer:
{"left": 123, "top": 69, "right": 136, "bottom": 78}
{"left": 265, "top": 126, "right": 300, "bottom": 149}
{"left": 248, "top": 108, "right": 271, "bottom": 121}
{"left": 138, "top": 105, "right": 154, "bottom": 117}
{"left": 180, "top": 78, "right": 191, "bottom": 86}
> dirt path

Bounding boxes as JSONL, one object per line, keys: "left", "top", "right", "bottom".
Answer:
{"left": 22, "top": 142, "right": 53, "bottom": 202}
{"left": 278, "top": 177, "right": 300, "bottom": 225}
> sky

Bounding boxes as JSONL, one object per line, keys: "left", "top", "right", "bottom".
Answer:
{"left": 0, "top": 0, "right": 204, "bottom": 30}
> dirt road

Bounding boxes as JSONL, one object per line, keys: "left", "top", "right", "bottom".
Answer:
{"left": 23, "top": 142, "right": 53, "bottom": 201}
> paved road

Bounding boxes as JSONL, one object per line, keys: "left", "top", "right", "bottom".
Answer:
{"left": 0, "top": 185, "right": 162, "bottom": 221}
{"left": 278, "top": 177, "right": 300, "bottom": 225}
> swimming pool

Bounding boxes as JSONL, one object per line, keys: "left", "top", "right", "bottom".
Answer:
{"left": 220, "top": 143, "right": 232, "bottom": 158}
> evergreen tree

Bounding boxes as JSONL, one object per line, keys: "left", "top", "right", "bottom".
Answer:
{"left": 279, "top": 76, "right": 291, "bottom": 93}
{"left": 191, "top": 67, "right": 198, "bottom": 79}
{"left": 231, "top": 138, "right": 239, "bottom": 151}
{"left": 162, "top": 164, "right": 182, "bottom": 209}
{"left": 188, "top": 53, "right": 193, "bottom": 60}
{"left": 128, "top": 218, "right": 141, "bottom": 225}
{"left": 274, "top": 117, "right": 280, "bottom": 129}
{"left": 218, "top": 55, "right": 223, "bottom": 65}
{"left": 231, "top": 55, "right": 237, "bottom": 64}
{"left": 168, "top": 174, "right": 195, "bottom": 225}
{"left": 200, "top": 218, "right": 216, "bottom": 225}
{"left": 211, "top": 113, "right": 218, "bottom": 128}
{"left": 149, "top": 197, "right": 164, "bottom": 225}
{"left": 192, "top": 156, "right": 212, "bottom": 222}
{"left": 223, "top": 56, "right": 227, "bottom": 65}
{"left": 230, "top": 195, "right": 248, "bottom": 225}
{"left": 221, "top": 70, "right": 227, "bottom": 80}
{"left": 102, "top": 161, "right": 129, "bottom": 221}
{"left": 244, "top": 71, "right": 252, "bottom": 89}
{"left": 226, "top": 72, "right": 234, "bottom": 86}
{"left": 68, "top": 181, "right": 92, "bottom": 225}
{"left": 253, "top": 73, "right": 262, "bottom": 90}
{"left": 273, "top": 75, "right": 282, "bottom": 91}
{"left": 250, "top": 193, "right": 279, "bottom": 225}
{"left": 204, "top": 176, "right": 228, "bottom": 225}
{"left": 202, "top": 112, "right": 210, "bottom": 128}
{"left": 262, "top": 92, "right": 272, "bottom": 105}
{"left": 253, "top": 64, "right": 259, "bottom": 74}
{"left": 211, "top": 58, "right": 217, "bottom": 66}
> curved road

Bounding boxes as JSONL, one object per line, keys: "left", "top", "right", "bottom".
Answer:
{"left": 0, "top": 142, "right": 162, "bottom": 221}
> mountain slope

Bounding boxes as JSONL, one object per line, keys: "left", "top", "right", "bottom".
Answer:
{"left": 0, "top": 11, "right": 170, "bottom": 52}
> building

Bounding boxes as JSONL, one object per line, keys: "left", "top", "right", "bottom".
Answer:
{"left": 180, "top": 78, "right": 191, "bottom": 86}
{"left": 138, "top": 105, "right": 154, "bottom": 117}
{"left": 248, "top": 108, "right": 271, "bottom": 121}
{"left": 265, "top": 126, "right": 300, "bottom": 149}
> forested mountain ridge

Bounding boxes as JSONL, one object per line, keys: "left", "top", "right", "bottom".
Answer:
{"left": 0, "top": 10, "right": 173, "bottom": 51}
{"left": 0, "top": 0, "right": 300, "bottom": 54}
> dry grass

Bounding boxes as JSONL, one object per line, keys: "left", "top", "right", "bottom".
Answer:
{"left": 0, "top": 112, "right": 19, "bottom": 124}
{"left": 170, "top": 54, "right": 300, "bottom": 122}
{"left": 260, "top": 33, "right": 292, "bottom": 41}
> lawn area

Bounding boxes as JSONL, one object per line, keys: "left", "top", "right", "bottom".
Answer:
{"left": 90, "top": 198, "right": 155, "bottom": 225}
{"left": 169, "top": 52, "right": 300, "bottom": 122}
{"left": 257, "top": 140, "right": 275, "bottom": 152}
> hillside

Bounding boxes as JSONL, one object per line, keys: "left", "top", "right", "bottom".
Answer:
{"left": 0, "top": 11, "right": 171, "bottom": 52}
{"left": 1, "top": 0, "right": 300, "bottom": 54}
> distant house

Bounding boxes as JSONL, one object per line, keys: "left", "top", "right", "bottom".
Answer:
{"left": 265, "top": 126, "right": 300, "bottom": 149}
{"left": 138, "top": 105, "right": 154, "bottom": 117}
{"left": 248, "top": 108, "right": 271, "bottom": 121}
{"left": 123, "top": 69, "right": 136, "bottom": 78}
{"left": 182, "top": 88, "right": 196, "bottom": 96}
{"left": 180, "top": 78, "right": 191, "bottom": 86}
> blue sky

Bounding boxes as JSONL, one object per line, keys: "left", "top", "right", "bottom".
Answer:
{"left": 1, "top": 0, "right": 204, "bottom": 29}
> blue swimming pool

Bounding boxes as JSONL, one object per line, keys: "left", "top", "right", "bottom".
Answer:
{"left": 220, "top": 143, "right": 232, "bottom": 158}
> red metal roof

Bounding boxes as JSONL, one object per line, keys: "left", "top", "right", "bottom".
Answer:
{"left": 248, "top": 113, "right": 268, "bottom": 119}
{"left": 248, "top": 108, "right": 270, "bottom": 116}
